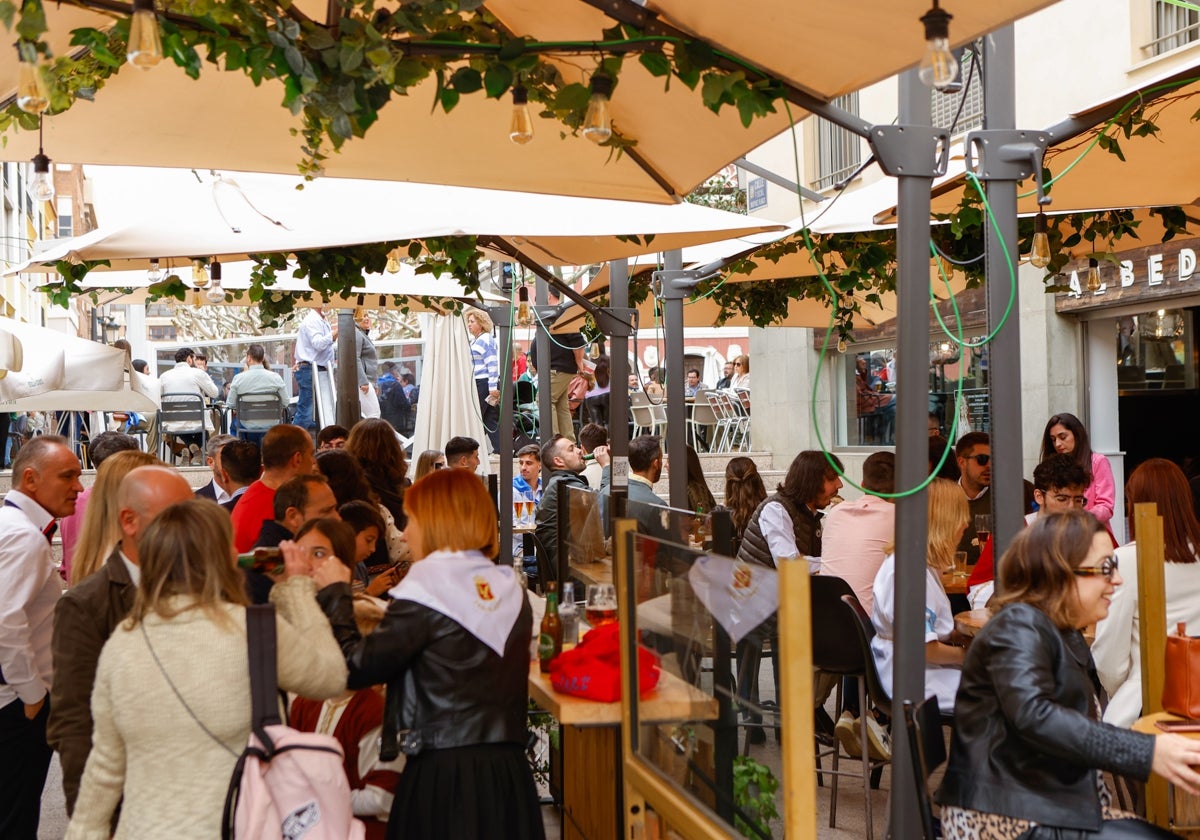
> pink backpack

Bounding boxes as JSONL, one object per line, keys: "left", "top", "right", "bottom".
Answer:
{"left": 221, "top": 605, "right": 365, "bottom": 840}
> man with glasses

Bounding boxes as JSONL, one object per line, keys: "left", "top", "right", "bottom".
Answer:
{"left": 966, "top": 454, "right": 1091, "bottom": 608}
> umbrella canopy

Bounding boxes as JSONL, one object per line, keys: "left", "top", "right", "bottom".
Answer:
{"left": 409, "top": 313, "right": 490, "bottom": 472}
{"left": 0, "top": 327, "right": 23, "bottom": 378}
{"left": 0, "top": 318, "right": 156, "bottom": 411}
{"left": 10, "top": 168, "right": 785, "bottom": 275}
{"left": 0, "top": 1, "right": 1060, "bottom": 203}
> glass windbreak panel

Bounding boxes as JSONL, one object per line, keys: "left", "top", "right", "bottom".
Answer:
{"left": 562, "top": 485, "right": 611, "bottom": 591}
{"left": 1116, "top": 309, "right": 1195, "bottom": 392}
{"left": 624, "top": 522, "right": 781, "bottom": 838}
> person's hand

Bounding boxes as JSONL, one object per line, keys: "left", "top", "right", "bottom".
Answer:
{"left": 593, "top": 444, "right": 611, "bottom": 468}
{"left": 311, "top": 552, "right": 352, "bottom": 589}
{"left": 279, "top": 540, "right": 311, "bottom": 579}
{"left": 366, "top": 565, "right": 403, "bottom": 597}
{"left": 360, "top": 384, "right": 369, "bottom": 394}
{"left": 1152, "top": 732, "right": 1200, "bottom": 796}
{"left": 331, "top": 325, "right": 339, "bottom": 340}
{"left": 24, "top": 695, "right": 45, "bottom": 720}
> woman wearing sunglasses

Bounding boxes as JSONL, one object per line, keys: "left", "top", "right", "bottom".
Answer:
{"left": 938, "top": 510, "right": 1200, "bottom": 839}
{"left": 1040, "top": 412, "right": 1116, "bottom": 526}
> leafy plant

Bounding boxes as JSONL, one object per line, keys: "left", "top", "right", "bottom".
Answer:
{"left": 732, "top": 754, "right": 779, "bottom": 838}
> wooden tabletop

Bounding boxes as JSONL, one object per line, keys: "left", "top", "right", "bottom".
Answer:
{"left": 1133, "top": 711, "right": 1200, "bottom": 738}
{"left": 529, "top": 665, "right": 719, "bottom": 727}
{"left": 570, "top": 559, "right": 613, "bottom": 587}
{"left": 954, "top": 609, "right": 991, "bottom": 637}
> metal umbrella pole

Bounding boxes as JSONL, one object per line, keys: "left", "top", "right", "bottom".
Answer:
{"left": 335, "top": 310, "right": 360, "bottom": 430}
{"left": 488, "top": 304, "right": 516, "bottom": 563}
{"left": 659, "top": 249, "right": 688, "bottom": 509}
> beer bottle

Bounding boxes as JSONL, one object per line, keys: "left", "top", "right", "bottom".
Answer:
{"left": 538, "top": 581, "right": 563, "bottom": 673}
{"left": 236, "top": 546, "right": 284, "bottom": 575}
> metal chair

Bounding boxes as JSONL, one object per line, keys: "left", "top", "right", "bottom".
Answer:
{"left": 687, "top": 396, "right": 718, "bottom": 452}
{"left": 233, "top": 392, "right": 285, "bottom": 439}
{"left": 629, "top": 390, "right": 665, "bottom": 437}
{"left": 702, "top": 389, "right": 735, "bottom": 452}
{"left": 158, "top": 392, "right": 207, "bottom": 462}
{"left": 903, "top": 696, "right": 947, "bottom": 840}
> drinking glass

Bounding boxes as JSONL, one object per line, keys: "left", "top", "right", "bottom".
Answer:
{"left": 954, "top": 551, "right": 969, "bottom": 578}
{"left": 585, "top": 583, "right": 618, "bottom": 627}
{"left": 513, "top": 493, "right": 525, "bottom": 526}
{"left": 974, "top": 514, "right": 993, "bottom": 545}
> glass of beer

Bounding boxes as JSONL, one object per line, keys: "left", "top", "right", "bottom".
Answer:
{"left": 585, "top": 583, "right": 618, "bottom": 627}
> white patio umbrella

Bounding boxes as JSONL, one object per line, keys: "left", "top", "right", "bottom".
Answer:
{"left": 410, "top": 313, "right": 490, "bottom": 474}
{"left": 0, "top": 327, "right": 23, "bottom": 379}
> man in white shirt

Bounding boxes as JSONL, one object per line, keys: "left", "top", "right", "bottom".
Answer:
{"left": 293, "top": 307, "right": 337, "bottom": 432}
{"left": 0, "top": 436, "right": 83, "bottom": 836}
{"left": 159, "top": 346, "right": 219, "bottom": 465}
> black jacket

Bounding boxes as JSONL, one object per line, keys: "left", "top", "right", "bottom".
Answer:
{"left": 318, "top": 582, "right": 532, "bottom": 752}
{"left": 536, "top": 469, "right": 590, "bottom": 577}
{"left": 936, "top": 602, "right": 1155, "bottom": 830}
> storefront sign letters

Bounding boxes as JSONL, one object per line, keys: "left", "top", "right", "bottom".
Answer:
{"left": 1055, "top": 237, "right": 1200, "bottom": 314}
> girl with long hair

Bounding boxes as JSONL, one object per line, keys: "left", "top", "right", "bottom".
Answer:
{"left": 1039, "top": 412, "right": 1115, "bottom": 525}
{"left": 345, "top": 418, "right": 410, "bottom": 529}
{"left": 70, "top": 450, "right": 161, "bottom": 584}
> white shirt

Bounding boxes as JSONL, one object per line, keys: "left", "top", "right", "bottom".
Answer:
{"left": 870, "top": 554, "right": 961, "bottom": 714}
{"left": 159, "top": 362, "right": 219, "bottom": 433}
{"left": 296, "top": 311, "right": 335, "bottom": 366}
{"left": 119, "top": 548, "right": 141, "bottom": 587}
{"left": 1093, "top": 540, "right": 1200, "bottom": 727}
{"left": 0, "top": 489, "right": 61, "bottom": 706}
{"left": 759, "top": 500, "right": 821, "bottom": 574}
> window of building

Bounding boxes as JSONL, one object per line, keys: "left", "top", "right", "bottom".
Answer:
{"left": 1148, "top": 0, "right": 1199, "bottom": 56}
{"left": 838, "top": 339, "right": 990, "bottom": 447}
{"left": 813, "top": 93, "right": 861, "bottom": 191}
{"left": 145, "top": 303, "right": 174, "bottom": 317}
{"left": 1116, "top": 308, "right": 1195, "bottom": 391}
{"left": 56, "top": 196, "right": 72, "bottom": 239}
{"left": 930, "top": 49, "right": 983, "bottom": 136}
{"left": 148, "top": 325, "right": 178, "bottom": 342}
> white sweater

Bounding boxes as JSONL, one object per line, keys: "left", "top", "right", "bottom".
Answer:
{"left": 66, "top": 577, "right": 348, "bottom": 840}
{"left": 1092, "top": 541, "right": 1200, "bottom": 728}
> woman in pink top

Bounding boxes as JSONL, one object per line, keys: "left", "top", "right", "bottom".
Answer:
{"left": 1039, "top": 412, "right": 1115, "bottom": 525}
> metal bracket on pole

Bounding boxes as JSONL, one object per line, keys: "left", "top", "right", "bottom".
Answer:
{"left": 650, "top": 269, "right": 712, "bottom": 300}
{"left": 867, "top": 125, "right": 950, "bottom": 179}
{"left": 549, "top": 304, "right": 638, "bottom": 339}
{"left": 963, "top": 129, "right": 1052, "bottom": 205}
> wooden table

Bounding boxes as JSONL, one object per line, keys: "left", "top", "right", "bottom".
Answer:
{"left": 1134, "top": 712, "right": 1200, "bottom": 834}
{"left": 529, "top": 665, "right": 718, "bottom": 840}
{"left": 954, "top": 609, "right": 991, "bottom": 637}
{"left": 570, "top": 558, "right": 613, "bottom": 587}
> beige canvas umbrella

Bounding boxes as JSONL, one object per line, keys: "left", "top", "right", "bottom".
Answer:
{"left": 0, "top": 0, "right": 1060, "bottom": 203}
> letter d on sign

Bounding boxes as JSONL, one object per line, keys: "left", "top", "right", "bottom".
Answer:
{"left": 1180, "top": 249, "right": 1196, "bottom": 281}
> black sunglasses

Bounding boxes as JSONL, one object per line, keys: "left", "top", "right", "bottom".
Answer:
{"left": 1073, "top": 555, "right": 1118, "bottom": 580}
{"left": 964, "top": 454, "right": 991, "bottom": 466}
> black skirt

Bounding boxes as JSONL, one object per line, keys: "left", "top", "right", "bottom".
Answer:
{"left": 387, "top": 743, "right": 545, "bottom": 840}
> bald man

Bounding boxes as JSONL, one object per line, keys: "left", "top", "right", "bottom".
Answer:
{"left": 47, "top": 465, "right": 193, "bottom": 815}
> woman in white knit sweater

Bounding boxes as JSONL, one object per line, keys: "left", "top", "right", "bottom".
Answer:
{"left": 65, "top": 500, "right": 348, "bottom": 840}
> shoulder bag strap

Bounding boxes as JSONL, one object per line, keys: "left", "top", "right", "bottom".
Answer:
{"left": 245, "top": 603, "right": 282, "bottom": 731}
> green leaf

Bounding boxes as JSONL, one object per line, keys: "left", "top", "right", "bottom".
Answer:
{"left": 450, "top": 66, "right": 482, "bottom": 93}
{"left": 638, "top": 52, "right": 671, "bottom": 77}
{"left": 498, "top": 37, "right": 526, "bottom": 61}
{"left": 553, "top": 82, "right": 591, "bottom": 113}
{"left": 440, "top": 87, "right": 460, "bottom": 111}
{"left": 307, "top": 28, "right": 336, "bottom": 51}
{"left": 484, "top": 63, "right": 512, "bottom": 98}
{"left": 285, "top": 45, "right": 306, "bottom": 75}
{"left": 683, "top": 40, "right": 715, "bottom": 71}
{"left": 0, "top": 1, "right": 15, "bottom": 30}
{"left": 339, "top": 43, "right": 363, "bottom": 73}
{"left": 15, "top": 0, "right": 45, "bottom": 42}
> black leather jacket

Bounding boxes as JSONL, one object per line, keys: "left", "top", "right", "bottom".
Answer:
{"left": 317, "top": 582, "right": 532, "bottom": 753}
{"left": 936, "top": 602, "right": 1155, "bottom": 830}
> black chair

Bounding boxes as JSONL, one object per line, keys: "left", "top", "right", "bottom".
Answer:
{"left": 158, "top": 392, "right": 207, "bottom": 463}
{"left": 234, "top": 393, "right": 285, "bottom": 439}
{"left": 903, "top": 697, "right": 947, "bottom": 840}
{"left": 813, "top": 580, "right": 888, "bottom": 840}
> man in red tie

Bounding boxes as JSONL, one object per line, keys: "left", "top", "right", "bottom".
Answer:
{"left": 0, "top": 435, "right": 83, "bottom": 838}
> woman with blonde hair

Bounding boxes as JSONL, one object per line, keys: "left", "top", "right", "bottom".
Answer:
{"left": 729, "top": 354, "right": 751, "bottom": 390}
{"left": 311, "top": 468, "right": 543, "bottom": 839}
{"left": 65, "top": 500, "right": 347, "bottom": 839}
{"left": 70, "top": 450, "right": 161, "bottom": 584}
{"left": 413, "top": 449, "right": 445, "bottom": 481}
{"left": 870, "top": 477, "right": 967, "bottom": 713}
{"left": 465, "top": 307, "right": 500, "bottom": 451}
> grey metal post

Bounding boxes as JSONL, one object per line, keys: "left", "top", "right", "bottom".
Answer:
{"left": 881, "top": 69, "right": 940, "bottom": 840}
{"left": 335, "top": 310, "right": 360, "bottom": 430}
{"left": 535, "top": 278, "right": 552, "bottom": 483}
{"left": 982, "top": 26, "right": 1028, "bottom": 574}
{"left": 607, "top": 259, "right": 631, "bottom": 462}
{"left": 489, "top": 304, "right": 516, "bottom": 563}
{"left": 660, "top": 249, "right": 688, "bottom": 509}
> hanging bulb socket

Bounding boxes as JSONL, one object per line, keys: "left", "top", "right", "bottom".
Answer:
{"left": 127, "top": 0, "right": 164, "bottom": 68}
{"left": 385, "top": 248, "right": 401, "bottom": 274}
{"left": 509, "top": 85, "right": 534, "bottom": 145}
{"left": 1086, "top": 257, "right": 1102, "bottom": 293}
{"left": 918, "top": 1, "right": 959, "bottom": 92}
{"left": 30, "top": 151, "right": 53, "bottom": 201}
{"left": 582, "top": 74, "right": 613, "bottom": 144}
{"left": 210, "top": 258, "right": 222, "bottom": 283}
{"left": 515, "top": 285, "right": 532, "bottom": 327}
{"left": 147, "top": 258, "right": 163, "bottom": 283}
{"left": 191, "top": 258, "right": 210, "bottom": 289}
{"left": 205, "top": 256, "right": 226, "bottom": 303}
{"left": 1029, "top": 212, "right": 1051, "bottom": 269}
{"left": 15, "top": 48, "right": 48, "bottom": 115}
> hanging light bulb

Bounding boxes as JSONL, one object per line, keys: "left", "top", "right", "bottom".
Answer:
{"left": 29, "top": 119, "right": 53, "bottom": 201}
{"left": 515, "top": 285, "right": 532, "bottom": 327}
{"left": 126, "top": 0, "right": 164, "bottom": 68}
{"left": 1029, "top": 212, "right": 1051, "bottom": 269}
{"left": 385, "top": 248, "right": 401, "bottom": 274}
{"left": 918, "top": 1, "right": 959, "bottom": 92}
{"left": 191, "top": 258, "right": 210, "bottom": 289}
{"left": 1086, "top": 257, "right": 1102, "bottom": 293}
{"left": 16, "top": 50, "right": 48, "bottom": 115}
{"left": 582, "top": 74, "right": 613, "bottom": 144}
{"left": 589, "top": 341, "right": 601, "bottom": 360}
{"left": 205, "top": 259, "right": 226, "bottom": 303}
{"left": 837, "top": 338, "right": 847, "bottom": 354}
{"left": 509, "top": 85, "right": 534, "bottom": 145}
{"left": 147, "top": 258, "right": 163, "bottom": 283}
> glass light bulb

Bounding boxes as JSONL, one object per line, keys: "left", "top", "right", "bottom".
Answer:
{"left": 589, "top": 342, "right": 601, "bottom": 360}
{"left": 16, "top": 61, "right": 48, "bottom": 115}
{"left": 385, "top": 250, "right": 401, "bottom": 274}
{"left": 191, "top": 260, "right": 210, "bottom": 289}
{"left": 147, "top": 258, "right": 163, "bottom": 283}
{"left": 509, "top": 86, "right": 534, "bottom": 145}
{"left": 918, "top": 37, "right": 959, "bottom": 91}
{"left": 205, "top": 284, "right": 227, "bottom": 304}
{"left": 1086, "top": 258, "right": 1101, "bottom": 293}
{"left": 582, "top": 75, "right": 614, "bottom": 144}
{"left": 1029, "top": 212, "right": 1051, "bottom": 269}
{"left": 127, "top": 1, "right": 164, "bottom": 68}
{"left": 31, "top": 167, "right": 54, "bottom": 201}
{"left": 837, "top": 338, "right": 847, "bottom": 354}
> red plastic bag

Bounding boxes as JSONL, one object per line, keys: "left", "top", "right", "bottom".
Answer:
{"left": 548, "top": 622, "right": 661, "bottom": 702}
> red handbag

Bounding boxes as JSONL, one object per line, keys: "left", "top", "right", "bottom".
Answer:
{"left": 1162, "top": 622, "right": 1200, "bottom": 721}
{"left": 548, "top": 622, "right": 660, "bottom": 702}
